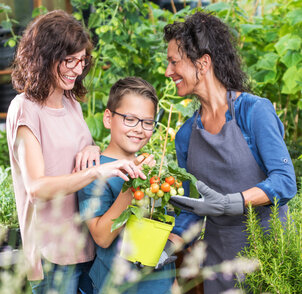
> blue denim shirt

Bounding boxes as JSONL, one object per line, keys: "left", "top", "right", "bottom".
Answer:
{"left": 78, "top": 156, "right": 174, "bottom": 294}
{"left": 172, "top": 92, "right": 297, "bottom": 236}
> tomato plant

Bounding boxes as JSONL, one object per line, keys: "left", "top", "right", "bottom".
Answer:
{"left": 112, "top": 160, "right": 199, "bottom": 232}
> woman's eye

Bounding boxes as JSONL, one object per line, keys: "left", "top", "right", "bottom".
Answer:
{"left": 66, "top": 58, "right": 74, "bottom": 64}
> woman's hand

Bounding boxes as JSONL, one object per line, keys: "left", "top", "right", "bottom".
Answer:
{"left": 95, "top": 159, "right": 147, "bottom": 182}
{"left": 74, "top": 145, "right": 101, "bottom": 172}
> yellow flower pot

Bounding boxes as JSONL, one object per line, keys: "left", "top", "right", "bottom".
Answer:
{"left": 120, "top": 214, "right": 175, "bottom": 267}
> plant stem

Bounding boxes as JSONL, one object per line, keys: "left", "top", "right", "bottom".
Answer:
{"left": 150, "top": 104, "right": 173, "bottom": 219}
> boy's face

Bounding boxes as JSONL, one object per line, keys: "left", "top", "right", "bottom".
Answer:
{"left": 104, "top": 93, "right": 155, "bottom": 158}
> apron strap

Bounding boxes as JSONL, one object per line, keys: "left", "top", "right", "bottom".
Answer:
{"left": 227, "top": 90, "right": 237, "bottom": 120}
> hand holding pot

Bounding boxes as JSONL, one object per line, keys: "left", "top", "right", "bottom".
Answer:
{"left": 169, "top": 181, "right": 245, "bottom": 217}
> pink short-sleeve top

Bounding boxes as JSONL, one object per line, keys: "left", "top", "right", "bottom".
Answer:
{"left": 6, "top": 93, "right": 95, "bottom": 280}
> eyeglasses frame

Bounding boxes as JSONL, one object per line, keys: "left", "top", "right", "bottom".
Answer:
{"left": 111, "top": 110, "right": 157, "bottom": 131}
{"left": 63, "top": 55, "right": 92, "bottom": 69}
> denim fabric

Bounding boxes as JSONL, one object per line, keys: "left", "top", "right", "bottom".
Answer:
{"left": 30, "top": 260, "right": 93, "bottom": 294}
{"left": 172, "top": 92, "right": 297, "bottom": 236}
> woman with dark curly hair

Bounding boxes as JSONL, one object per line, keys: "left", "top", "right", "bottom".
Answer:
{"left": 6, "top": 10, "right": 146, "bottom": 294}
{"left": 164, "top": 12, "right": 297, "bottom": 292}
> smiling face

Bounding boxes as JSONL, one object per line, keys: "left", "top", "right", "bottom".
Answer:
{"left": 54, "top": 48, "right": 87, "bottom": 93}
{"left": 103, "top": 93, "right": 155, "bottom": 159}
{"left": 165, "top": 39, "right": 201, "bottom": 97}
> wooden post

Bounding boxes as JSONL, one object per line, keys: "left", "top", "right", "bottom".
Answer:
{"left": 33, "top": 0, "right": 42, "bottom": 8}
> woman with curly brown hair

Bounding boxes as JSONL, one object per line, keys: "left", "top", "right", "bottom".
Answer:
{"left": 164, "top": 12, "right": 297, "bottom": 293}
{"left": 6, "top": 10, "right": 147, "bottom": 294}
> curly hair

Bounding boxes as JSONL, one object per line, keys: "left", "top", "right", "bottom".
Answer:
{"left": 107, "top": 77, "right": 158, "bottom": 116}
{"left": 12, "top": 10, "right": 93, "bottom": 103}
{"left": 164, "top": 12, "right": 250, "bottom": 92}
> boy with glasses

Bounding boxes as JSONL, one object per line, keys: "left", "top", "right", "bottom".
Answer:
{"left": 77, "top": 77, "right": 175, "bottom": 294}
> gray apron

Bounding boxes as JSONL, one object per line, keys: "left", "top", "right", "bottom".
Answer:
{"left": 186, "top": 91, "right": 288, "bottom": 293}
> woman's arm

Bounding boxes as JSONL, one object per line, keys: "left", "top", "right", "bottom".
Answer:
{"left": 16, "top": 126, "right": 145, "bottom": 200}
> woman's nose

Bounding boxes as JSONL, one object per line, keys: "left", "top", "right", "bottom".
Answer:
{"left": 165, "top": 63, "right": 172, "bottom": 77}
{"left": 73, "top": 62, "right": 83, "bottom": 75}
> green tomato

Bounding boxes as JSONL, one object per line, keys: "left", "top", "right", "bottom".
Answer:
{"left": 131, "top": 199, "right": 136, "bottom": 205}
{"left": 157, "top": 190, "right": 164, "bottom": 198}
{"left": 177, "top": 187, "right": 185, "bottom": 196}
{"left": 170, "top": 188, "right": 177, "bottom": 196}
{"left": 135, "top": 199, "right": 144, "bottom": 207}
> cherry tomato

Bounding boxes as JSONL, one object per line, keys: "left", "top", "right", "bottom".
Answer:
{"left": 170, "top": 188, "right": 177, "bottom": 196}
{"left": 157, "top": 190, "right": 164, "bottom": 198}
{"left": 134, "top": 190, "right": 144, "bottom": 200}
{"left": 141, "top": 153, "right": 150, "bottom": 158}
{"left": 131, "top": 186, "right": 140, "bottom": 193}
{"left": 150, "top": 183, "right": 160, "bottom": 193}
{"left": 178, "top": 187, "right": 185, "bottom": 196}
{"left": 175, "top": 180, "right": 182, "bottom": 188}
{"left": 161, "top": 182, "right": 171, "bottom": 193}
{"left": 150, "top": 176, "right": 160, "bottom": 185}
{"left": 165, "top": 176, "right": 175, "bottom": 186}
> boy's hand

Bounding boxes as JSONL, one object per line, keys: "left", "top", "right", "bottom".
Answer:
{"left": 134, "top": 154, "right": 156, "bottom": 168}
{"left": 96, "top": 159, "right": 146, "bottom": 182}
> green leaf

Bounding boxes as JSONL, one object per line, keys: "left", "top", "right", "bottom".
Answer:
{"left": 85, "top": 113, "right": 103, "bottom": 141}
{"left": 281, "top": 66, "right": 302, "bottom": 94}
{"left": 206, "top": 2, "right": 230, "bottom": 12}
{"left": 111, "top": 208, "right": 131, "bottom": 232}
{"left": 130, "top": 206, "right": 144, "bottom": 219}
{"left": 286, "top": 8, "right": 302, "bottom": 26}
{"left": 256, "top": 53, "right": 278, "bottom": 71}
{"left": 280, "top": 51, "right": 302, "bottom": 68}
{"left": 240, "top": 24, "right": 263, "bottom": 35}
{"left": 275, "top": 34, "right": 302, "bottom": 56}
{"left": 253, "top": 70, "right": 277, "bottom": 85}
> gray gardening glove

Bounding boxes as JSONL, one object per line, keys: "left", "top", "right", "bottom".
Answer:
{"left": 154, "top": 240, "right": 177, "bottom": 270}
{"left": 169, "top": 181, "right": 245, "bottom": 217}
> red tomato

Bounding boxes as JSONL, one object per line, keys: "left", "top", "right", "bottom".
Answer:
{"left": 150, "top": 183, "right": 160, "bottom": 193}
{"left": 131, "top": 186, "right": 140, "bottom": 193}
{"left": 133, "top": 190, "right": 144, "bottom": 200}
{"left": 150, "top": 176, "right": 160, "bottom": 185}
{"left": 165, "top": 176, "right": 175, "bottom": 186}
{"left": 161, "top": 182, "right": 171, "bottom": 193}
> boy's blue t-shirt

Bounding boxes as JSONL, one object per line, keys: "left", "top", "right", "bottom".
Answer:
{"left": 78, "top": 155, "right": 175, "bottom": 294}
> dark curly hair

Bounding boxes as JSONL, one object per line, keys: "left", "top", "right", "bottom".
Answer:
{"left": 164, "top": 12, "right": 250, "bottom": 92}
{"left": 12, "top": 10, "right": 93, "bottom": 103}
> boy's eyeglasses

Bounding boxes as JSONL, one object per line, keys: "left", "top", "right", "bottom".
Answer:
{"left": 63, "top": 55, "right": 91, "bottom": 69}
{"left": 111, "top": 110, "right": 157, "bottom": 131}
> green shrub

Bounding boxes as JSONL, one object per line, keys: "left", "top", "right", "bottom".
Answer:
{"left": 0, "top": 166, "right": 18, "bottom": 229}
{"left": 237, "top": 181, "right": 302, "bottom": 293}
{"left": 0, "top": 130, "right": 10, "bottom": 168}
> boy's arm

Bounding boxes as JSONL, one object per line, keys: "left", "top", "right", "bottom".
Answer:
{"left": 86, "top": 189, "right": 133, "bottom": 248}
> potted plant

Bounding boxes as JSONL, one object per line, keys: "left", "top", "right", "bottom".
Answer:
{"left": 112, "top": 106, "right": 198, "bottom": 267}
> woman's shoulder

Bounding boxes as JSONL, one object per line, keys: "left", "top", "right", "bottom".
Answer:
{"left": 238, "top": 92, "right": 273, "bottom": 109}
{"left": 176, "top": 112, "right": 196, "bottom": 137}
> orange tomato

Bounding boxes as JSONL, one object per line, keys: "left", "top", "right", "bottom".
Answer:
{"left": 141, "top": 153, "right": 150, "bottom": 158}
{"left": 161, "top": 182, "right": 171, "bottom": 193}
{"left": 165, "top": 176, "right": 175, "bottom": 186}
{"left": 150, "top": 183, "right": 160, "bottom": 193}
{"left": 150, "top": 176, "right": 160, "bottom": 185}
{"left": 175, "top": 180, "right": 182, "bottom": 188}
{"left": 133, "top": 190, "right": 144, "bottom": 200}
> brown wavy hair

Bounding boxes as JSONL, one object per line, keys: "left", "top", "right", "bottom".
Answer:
{"left": 12, "top": 10, "right": 93, "bottom": 103}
